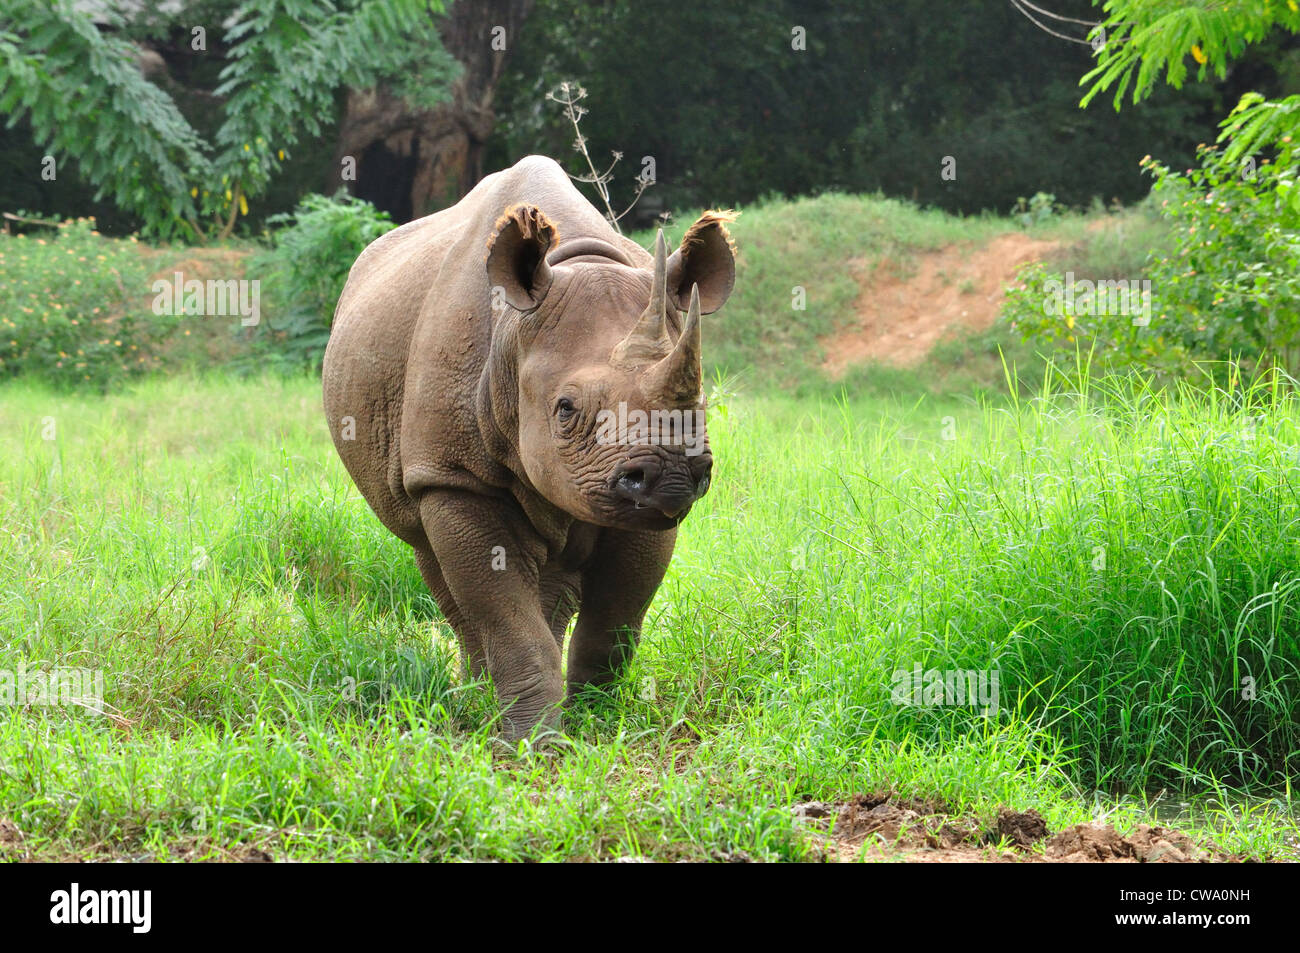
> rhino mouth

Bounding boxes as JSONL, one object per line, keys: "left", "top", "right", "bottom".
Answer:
{"left": 630, "top": 498, "right": 692, "bottom": 522}
{"left": 620, "top": 501, "right": 690, "bottom": 528}
{"left": 605, "top": 460, "right": 703, "bottom": 526}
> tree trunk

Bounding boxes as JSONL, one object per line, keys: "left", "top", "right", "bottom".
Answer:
{"left": 334, "top": 0, "right": 534, "bottom": 221}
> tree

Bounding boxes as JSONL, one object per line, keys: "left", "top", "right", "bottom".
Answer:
{"left": 0, "top": 0, "right": 452, "bottom": 240}
{"left": 332, "top": 0, "right": 534, "bottom": 220}
{"left": 1082, "top": 0, "right": 1300, "bottom": 185}
{"left": 1009, "top": 0, "right": 1300, "bottom": 380}
{"left": 488, "top": 0, "right": 1268, "bottom": 217}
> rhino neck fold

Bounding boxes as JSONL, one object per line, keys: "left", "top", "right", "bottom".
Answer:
{"left": 476, "top": 321, "right": 524, "bottom": 488}
{"left": 546, "top": 237, "right": 634, "bottom": 268}
{"left": 474, "top": 356, "right": 574, "bottom": 548}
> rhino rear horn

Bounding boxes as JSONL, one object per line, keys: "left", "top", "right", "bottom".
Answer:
{"left": 486, "top": 204, "right": 558, "bottom": 312}
{"left": 611, "top": 229, "right": 674, "bottom": 366}
{"left": 640, "top": 283, "right": 703, "bottom": 404}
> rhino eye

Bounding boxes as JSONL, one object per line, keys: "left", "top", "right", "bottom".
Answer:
{"left": 556, "top": 397, "right": 577, "bottom": 420}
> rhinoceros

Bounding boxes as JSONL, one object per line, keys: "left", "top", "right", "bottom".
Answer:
{"left": 322, "top": 155, "right": 735, "bottom": 738}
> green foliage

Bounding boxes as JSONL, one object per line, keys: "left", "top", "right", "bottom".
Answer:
{"left": 490, "top": 0, "right": 1245, "bottom": 216}
{"left": 1219, "top": 89, "right": 1300, "bottom": 173}
{"left": 251, "top": 192, "right": 395, "bottom": 370}
{"left": 1003, "top": 260, "right": 1180, "bottom": 378}
{"left": 1083, "top": 1, "right": 1300, "bottom": 196}
{"left": 206, "top": 0, "right": 454, "bottom": 231}
{"left": 1142, "top": 144, "right": 1300, "bottom": 375}
{"left": 0, "top": 0, "right": 449, "bottom": 240}
{"left": 1082, "top": 0, "right": 1300, "bottom": 109}
{"left": 1005, "top": 142, "right": 1300, "bottom": 382}
{"left": 0, "top": 1, "right": 208, "bottom": 238}
{"left": 1025, "top": 0, "right": 1300, "bottom": 381}
{"left": 1012, "top": 191, "right": 1063, "bottom": 227}
{"left": 0, "top": 218, "right": 166, "bottom": 388}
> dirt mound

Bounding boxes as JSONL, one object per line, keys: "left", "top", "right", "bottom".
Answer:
{"left": 822, "top": 232, "right": 1058, "bottom": 375}
{"left": 793, "top": 793, "right": 1232, "bottom": 863}
{"left": 0, "top": 817, "right": 26, "bottom": 861}
{"left": 831, "top": 792, "right": 982, "bottom": 851}
{"left": 998, "top": 807, "right": 1049, "bottom": 848}
{"left": 1045, "top": 822, "right": 1204, "bottom": 863}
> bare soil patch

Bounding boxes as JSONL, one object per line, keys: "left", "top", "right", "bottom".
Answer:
{"left": 793, "top": 792, "right": 1239, "bottom": 863}
{"left": 822, "top": 233, "right": 1058, "bottom": 375}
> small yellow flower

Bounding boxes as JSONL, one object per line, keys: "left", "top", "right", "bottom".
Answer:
{"left": 1191, "top": 44, "right": 1206, "bottom": 65}
{"left": 239, "top": 194, "right": 249, "bottom": 216}
{"left": 277, "top": 149, "right": 285, "bottom": 161}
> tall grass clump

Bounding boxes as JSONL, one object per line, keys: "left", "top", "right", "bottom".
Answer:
{"left": 670, "top": 361, "right": 1300, "bottom": 792}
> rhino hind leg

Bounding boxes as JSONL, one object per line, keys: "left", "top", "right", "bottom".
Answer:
{"left": 414, "top": 545, "right": 485, "bottom": 677}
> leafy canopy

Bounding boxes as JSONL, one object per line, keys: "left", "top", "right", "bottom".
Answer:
{"left": 0, "top": 0, "right": 454, "bottom": 240}
{"left": 1083, "top": 0, "right": 1300, "bottom": 172}
{"left": 1083, "top": 0, "right": 1300, "bottom": 109}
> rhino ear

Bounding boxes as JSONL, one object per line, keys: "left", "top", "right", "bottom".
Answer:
{"left": 486, "top": 204, "right": 558, "bottom": 312}
{"left": 665, "top": 210, "right": 736, "bottom": 314}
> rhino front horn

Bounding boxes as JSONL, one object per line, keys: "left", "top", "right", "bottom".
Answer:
{"left": 612, "top": 229, "right": 674, "bottom": 366}
{"left": 640, "top": 282, "right": 703, "bottom": 404}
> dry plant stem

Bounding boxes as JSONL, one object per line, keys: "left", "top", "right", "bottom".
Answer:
{"left": 546, "top": 81, "right": 654, "bottom": 234}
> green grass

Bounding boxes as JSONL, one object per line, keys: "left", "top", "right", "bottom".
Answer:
{"left": 1, "top": 370, "right": 1297, "bottom": 860}
{"left": 0, "top": 193, "right": 1291, "bottom": 861}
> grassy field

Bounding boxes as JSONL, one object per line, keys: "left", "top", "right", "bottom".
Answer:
{"left": 1, "top": 368, "right": 1297, "bottom": 861}
{"left": 0, "top": 192, "right": 1294, "bottom": 861}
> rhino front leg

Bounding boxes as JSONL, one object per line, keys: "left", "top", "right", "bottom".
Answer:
{"left": 418, "top": 490, "right": 563, "bottom": 740}
{"left": 567, "top": 528, "right": 676, "bottom": 693}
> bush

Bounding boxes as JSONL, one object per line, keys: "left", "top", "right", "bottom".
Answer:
{"left": 0, "top": 217, "right": 167, "bottom": 389}
{"left": 251, "top": 193, "right": 395, "bottom": 370}
{"left": 1001, "top": 259, "right": 1188, "bottom": 382}
{"left": 1004, "top": 146, "right": 1300, "bottom": 384}
{"left": 1142, "top": 146, "right": 1300, "bottom": 378}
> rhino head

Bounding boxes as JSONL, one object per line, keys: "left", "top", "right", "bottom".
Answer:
{"left": 485, "top": 206, "right": 735, "bottom": 530}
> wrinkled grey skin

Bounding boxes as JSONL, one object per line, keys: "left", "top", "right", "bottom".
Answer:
{"left": 322, "top": 155, "right": 736, "bottom": 739}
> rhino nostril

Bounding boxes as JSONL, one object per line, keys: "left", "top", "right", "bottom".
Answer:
{"left": 612, "top": 462, "right": 660, "bottom": 501}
